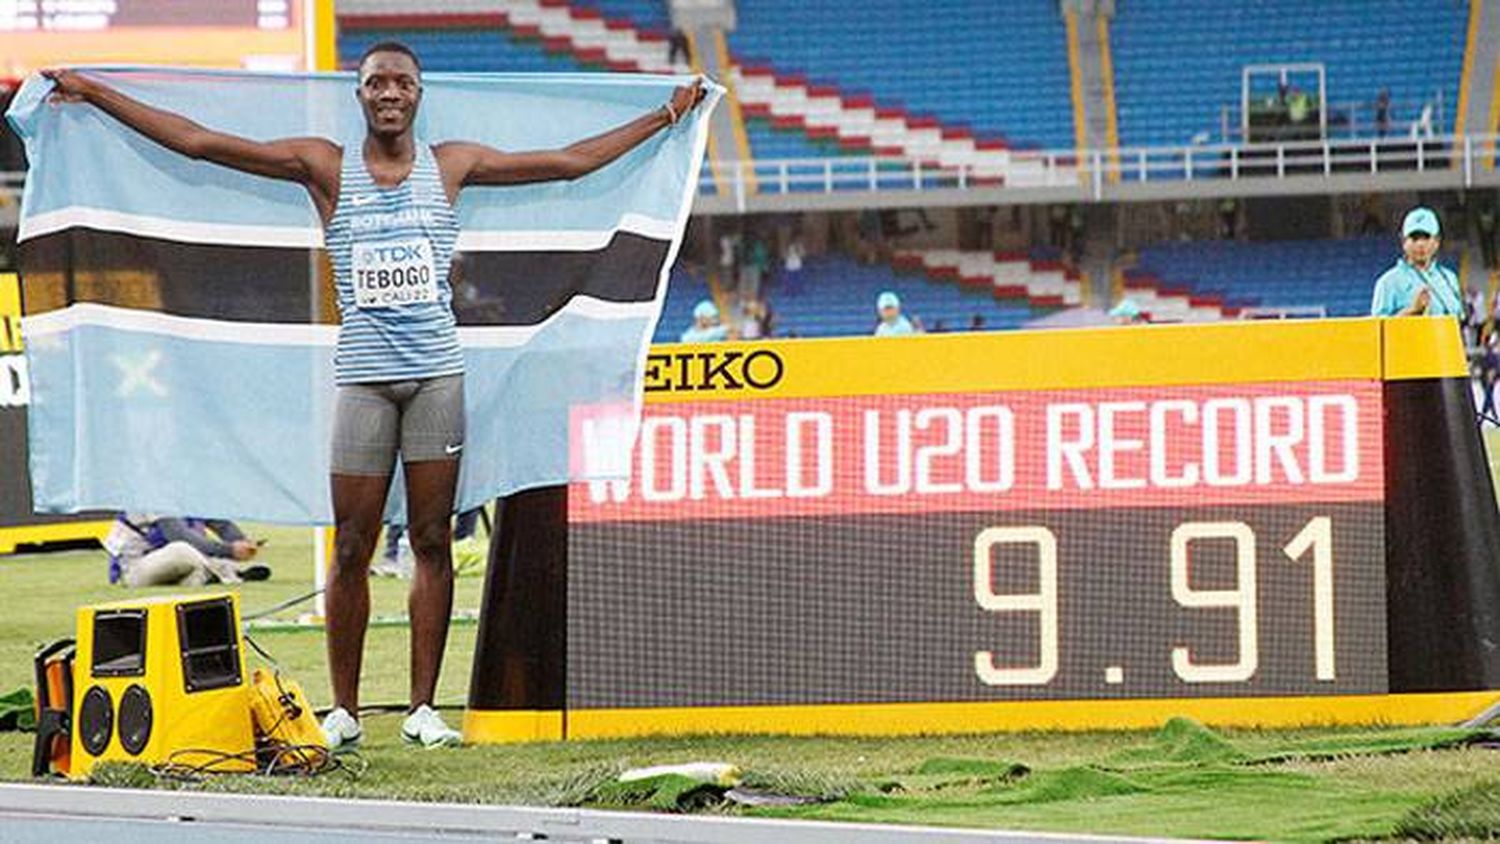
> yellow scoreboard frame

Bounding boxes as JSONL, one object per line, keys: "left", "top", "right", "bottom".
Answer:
{"left": 465, "top": 317, "right": 1500, "bottom": 742}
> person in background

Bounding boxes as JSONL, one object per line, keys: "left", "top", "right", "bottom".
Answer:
{"left": 1218, "top": 198, "right": 1238, "bottom": 240}
{"left": 104, "top": 514, "right": 270, "bottom": 587}
{"left": 682, "top": 299, "right": 730, "bottom": 342}
{"left": 781, "top": 236, "right": 805, "bottom": 297}
{"left": 740, "top": 233, "right": 770, "bottom": 298}
{"left": 1478, "top": 337, "right": 1500, "bottom": 427}
{"left": 1370, "top": 207, "right": 1463, "bottom": 318}
{"left": 1478, "top": 196, "right": 1497, "bottom": 270}
{"left": 667, "top": 27, "right": 691, "bottom": 67}
{"left": 736, "top": 294, "right": 765, "bottom": 340}
{"left": 1067, "top": 205, "right": 1085, "bottom": 262}
{"left": 718, "top": 230, "right": 740, "bottom": 285}
{"left": 856, "top": 210, "right": 882, "bottom": 264}
{"left": 1359, "top": 194, "right": 1385, "bottom": 236}
{"left": 1374, "top": 89, "right": 1391, "bottom": 138}
{"left": 874, "top": 291, "right": 918, "bottom": 336}
{"left": 1109, "top": 298, "right": 1148, "bottom": 325}
{"left": 376, "top": 507, "right": 486, "bottom": 578}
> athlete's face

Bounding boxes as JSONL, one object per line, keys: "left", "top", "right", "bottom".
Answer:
{"left": 357, "top": 52, "right": 422, "bottom": 138}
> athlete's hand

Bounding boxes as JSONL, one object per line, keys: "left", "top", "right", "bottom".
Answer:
{"left": 41, "top": 69, "right": 93, "bottom": 104}
{"left": 230, "top": 540, "right": 259, "bottom": 561}
{"left": 668, "top": 79, "right": 707, "bottom": 122}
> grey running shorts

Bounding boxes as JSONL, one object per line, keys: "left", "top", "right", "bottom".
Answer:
{"left": 331, "top": 374, "right": 465, "bottom": 475}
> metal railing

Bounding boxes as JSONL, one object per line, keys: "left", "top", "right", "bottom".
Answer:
{"left": 2, "top": 131, "right": 1497, "bottom": 213}
{"left": 699, "top": 132, "right": 1500, "bottom": 204}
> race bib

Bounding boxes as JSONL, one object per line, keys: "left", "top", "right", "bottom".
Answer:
{"left": 352, "top": 237, "right": 438, "bottom": 308}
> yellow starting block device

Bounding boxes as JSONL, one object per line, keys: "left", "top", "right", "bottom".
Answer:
{"left": 68, "top": 592, "right": 255, "bottom": 778}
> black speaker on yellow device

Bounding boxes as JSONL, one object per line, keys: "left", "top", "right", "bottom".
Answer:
{"left": 69, "top": 592, "right": 255, "bottom": 778}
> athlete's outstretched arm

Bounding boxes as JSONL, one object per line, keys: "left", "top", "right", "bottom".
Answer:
{"left": 42, "top": 70, "right": 339, "bottom": 211}
{"left": 436, "top": 80, "right": 707, "bottom": 188}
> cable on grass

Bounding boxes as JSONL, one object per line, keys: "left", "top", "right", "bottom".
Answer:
{"left": 242, "top": 588, "right": 325, "bottom": 622}
{"left": 149, "top": 743, "right": 365, "bottom": 783}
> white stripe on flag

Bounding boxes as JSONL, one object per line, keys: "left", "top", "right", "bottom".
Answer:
{"left": 22, "top": 298, "right": 659, "bottom": 348}
{"left": 20, "top": 206, "right": 323, "bottom": 248}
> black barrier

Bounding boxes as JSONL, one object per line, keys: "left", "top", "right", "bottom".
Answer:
{"left": 1384, "top": 377, "right": 1500, "bottom": 691}
{"left": 468, "top": 487, "right": 567, "bottom": 712}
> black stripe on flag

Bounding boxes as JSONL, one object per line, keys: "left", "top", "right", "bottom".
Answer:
{"left": 19, "top": 228, "right": 670, "bottom": 326}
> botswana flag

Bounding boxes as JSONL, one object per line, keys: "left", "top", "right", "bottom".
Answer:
{"left": 6, "top": 68, "right": 718, "bottom": 524}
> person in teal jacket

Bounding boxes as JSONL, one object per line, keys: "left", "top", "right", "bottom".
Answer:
{"left": 874, "top": 291, "right": 918, "bottom": 336}
{"left": 1370, "top": 207, "right": 1464, "bottom": 318}
{"left": 681, "top": 299, "right": 730, "bottom": 342}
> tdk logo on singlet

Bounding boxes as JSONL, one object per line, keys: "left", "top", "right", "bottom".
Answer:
{"left": 644, "top": 350, "right": 785, "bottom": 393}
{"left": 360, "top": 243, "right": 427, "bottom": 263}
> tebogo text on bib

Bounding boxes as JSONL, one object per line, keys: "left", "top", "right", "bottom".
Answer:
{"left": 353, "top": 236, "right": 438, "bottom": 308}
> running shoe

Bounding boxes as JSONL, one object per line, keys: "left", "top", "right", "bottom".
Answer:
{"left": 320, "top": 706, "right": 362, "bottom": 753}
{"left": 400, "top": 704, "right": 462, "bottom": 749}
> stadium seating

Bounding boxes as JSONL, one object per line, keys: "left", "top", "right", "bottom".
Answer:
{"left": 339, "top": 0, "right": 1076, "bottom": 181}
{"left": 727, "top": 0, "right": 1072, "bottom": 182}
{"left": 767, "top": 254, "right": 1044, "bottom": 337}
{"left": 730, "top": 0, "right": 1073, "bottom": 150}
{"left": 340, "top": 26, "right": 583, "bottom": 73}
{"left": 892, "top": 249, "right": 1084, "bottom": 309}
{"left": 1111, "top": 0, "right": 1467, "bottom": 147}
{"left": 567, "top": 0, "right": 671, "bottom": 33}
{"left": 653, "top": 252, "right": 1064, "bottom": 342}
{"left": 1123, "top": 236, "right": 1407, "bottom": 320}
{"left": 339, "top": 2, "right": 686, "bottom": 74}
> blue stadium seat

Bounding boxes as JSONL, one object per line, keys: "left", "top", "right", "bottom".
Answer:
{"left": 654, "top": 255, "right": 1041, "bottom": 342}
{"left": 1111, "top": 0, "right": 1467, "bottom": 147}
{"left": 341, "top": 27, "right": 585, "bottom": 73}
{"left": 570, "top": 0, "right": 671, "bottom": 32}
{"left": 1133, "top": 236, "right": 1415, "bottom": 317}
{"left": 730, "top": 0, "right": 1074, "bottom": 151}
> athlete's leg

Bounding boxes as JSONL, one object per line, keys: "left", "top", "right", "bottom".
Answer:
{"left": 403, "top": 458, "right": 459, "bottom": 708}
{"left": 326, "top": 383, "right": 401, "bottom": 713}
{"left": 397, "top": 374, "right": 465, "bottom": 708}
{"left": 328, "top": 473, "right": 392, "bottom": 713}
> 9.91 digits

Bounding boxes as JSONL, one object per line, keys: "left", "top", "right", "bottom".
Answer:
{"left": 972, "top": 517, "right": 1335, "bottom": 686}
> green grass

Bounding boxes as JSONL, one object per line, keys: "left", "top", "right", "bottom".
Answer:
{"left": 1, "top": 435, "right": 1500, "bottom": 840}
{"left": 0, "top": 524, "right": 486, "bottom": 711}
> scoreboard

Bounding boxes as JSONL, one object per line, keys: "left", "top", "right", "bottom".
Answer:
{"left": 567, "top": 380, "right": 1389, "bottom": 706}
{"left": 0, "top": 0, "right": 325, "bottom": 78}
{"left": 455, "top": 316, "right": 1500, "bottom": 742}
{"left": 1, "top": 1, "right": 294, "bottom": 30}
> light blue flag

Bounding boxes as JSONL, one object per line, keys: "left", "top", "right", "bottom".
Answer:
{"left": 6, "top": 67, "right": 719, "bottom": 524}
